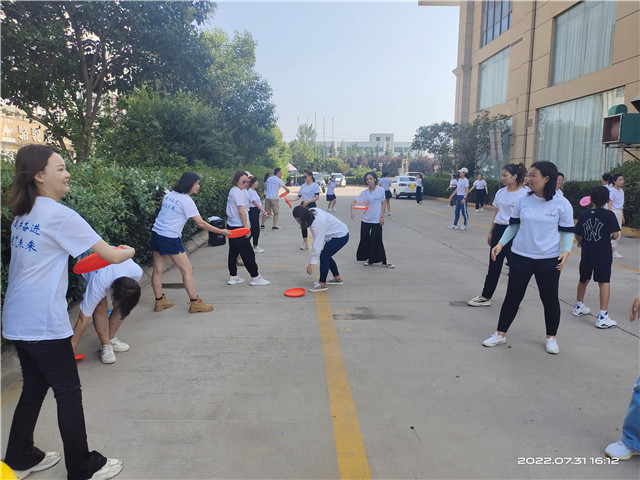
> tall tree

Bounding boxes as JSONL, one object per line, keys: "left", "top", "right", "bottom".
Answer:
{"left": 452, "top": 110, "right": 509, "bottom": 174}
{"left": 1, "top": 1, "right": 214, "bottom": 161}
{"left": 412, "top": 121, "right": 455, "bottom": 172}
{"left": 289, "top": 124, "right": 316, "bottom": 171}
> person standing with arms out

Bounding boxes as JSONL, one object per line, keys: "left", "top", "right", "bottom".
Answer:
{"left": 292, "top": 170, "right": 321, "bottom": 250}
{"left": 572, "top": 186, "right": 620, "bottom": 328}
{"left": 468, "top": 163, "right": 527, "bottom": 307}
{"left": 415, "top": 173, "right": 423, "bottom": 204}
{"left": 151, "top": 172, "right": 230, "bottom": 313}
{"left": 326, "top": 175, "right": 338, "bottom": 212}
{"left": 292, "top": 206, "right": 349, "bottom": 292}
{"left": 352, "top": 171, "right": 394, "bottom": 268}
{"left": 448, "top": 167, "right": 470, "bottom": 230}
{"left": 379, "top": 172, "right": 392, "bottom": 216}
{"left": 2, "top": 144, "right": 132, "bottom": 479}
{"left": 226, "top": 171, "right": 270, "bottom": 286}
{"left": 482, "top": 161, "right": 574, "bottom": 354}
{"left": 262, "top": 167, "right": 290, "bottom": 230}
{"left": 448, "top": 173, "right": 458, "bottom": 207}
{"left": 468, "top": 173, "right": 488, "bottom": 212}
{"left": 246, "top": 176, "right": 270, "bottom": 254}
{"left": 608, "top": 173, "right": 625, "bottom": 258}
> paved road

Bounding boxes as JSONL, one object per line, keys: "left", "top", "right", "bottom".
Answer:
{"left": 2, "top": 187, "right": 639, "bottom": 479}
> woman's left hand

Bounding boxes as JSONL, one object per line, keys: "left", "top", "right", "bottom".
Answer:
{"left": 557, "top": 251, "right": 570, "bottom": 270}
{"left": 306, "top": 264, "right": 314, "bottom": 275}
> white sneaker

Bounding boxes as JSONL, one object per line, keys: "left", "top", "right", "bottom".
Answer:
{"left": 605, "top": 441, "right": 640, "bottom": 460}
{"left": 475, "top": 209, "right": 479, "bottom": 213}
{"left": 612, "top": 251, "right": 623, "bottom": 258}
{"left": 253, "top": 246, "right": 264, "bottom": 253}
{"left": 14, "top": 452, "right": 61, "bottom": 479}
{"left": 300, "top": 242, "right": 308, "bottom": 250}
{"left": 309, "top": 282, "right": 328, "bottom": 292}
{"left": 110, "top": 337, "right": 129, "bottom": 352}
{"left": 545, "top": 337, "right": 559, "bottom": 354}
{"left": 250, "top": 275, "right": 270, "bottom": 286}
{"left": 90, "top": 458, "right": 123, "bottom": 479}
{"left": 100, "top": 344, "right": 116, "bottom": 364}
{"left": 448, "top": 224, "right": 458, "bottom": 230}
{"left": 482, "top": 332, "right": 506, "bottom": 347}
{"left": 460, "top": 225, "right": 468, "bottom": 230}
{"left": 596, "top": 315, "right": 617, "bottom": 329}
{"left": 468, "top": 295, "right": 491, "bottom": 307}
{"left": 227, "top": 276, "right": 244, "bottom": 285}
{"left": 572, "top": 304, "right": 591, "bottom": 316}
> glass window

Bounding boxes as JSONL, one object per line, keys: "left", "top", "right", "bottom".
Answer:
{"left": 535, "top": 87, "right": 625, "bottom": 181}
{"left": 552, "top": 1, "right": 617, "bottom": 85}
{"left": 481, "top": 0, "right": 512, "bottom": 47}
{"left": 478, "top": 117, "right": 512, "bottom": 180}
{"left": 478, "top": 47, "right": 510, "bottom": 110}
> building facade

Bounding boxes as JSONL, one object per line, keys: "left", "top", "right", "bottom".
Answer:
{"left": 318, "top": 133, "right": 417, "bottom": 157}
{"left": 421, "top": 0, "right": 640, "bottom": 180}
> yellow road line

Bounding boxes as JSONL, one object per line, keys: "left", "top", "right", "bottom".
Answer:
{"left": 315, "top": 291, "right": 372, "bottom": 480}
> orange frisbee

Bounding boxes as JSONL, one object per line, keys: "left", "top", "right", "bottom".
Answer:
{"left": 75, "top": 354, "right": 86, "bottom": 361}
{"left": 284, "top": 287, "right": 306, "bottom": 297}
{"left": 73, "top": 247, "right": 123, "bottom": 274}
{"left": 353, "top": 205, "right": 368, "bottom": 210}
{"left": 285, "top": 197, "right": 292, "bottom": 208}
{"left": 228, "top": 228, "right": 250, "bottom": 238}
{"left": 279, "top": 191, "right": 288, "bottom": 198}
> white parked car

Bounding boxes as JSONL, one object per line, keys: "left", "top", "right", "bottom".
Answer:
{"left": 331, "top": 173, "right": 346, "bottom": 187}
{"left": 312, "top": 172, "right": 326, "bottom": 192}
{"left": 390, "top": 176, "right": 417, "bottom": 199}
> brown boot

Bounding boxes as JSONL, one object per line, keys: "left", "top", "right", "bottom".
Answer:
{"left": 189, "top": 296, "right": 214, "bottom": 313}
{"left": 154, "top": 294, "right": 174, "bottom": 312}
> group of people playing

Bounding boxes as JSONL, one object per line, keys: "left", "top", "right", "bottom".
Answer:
{"left": 1, "top": 143, "right": 634, "bottom": 479}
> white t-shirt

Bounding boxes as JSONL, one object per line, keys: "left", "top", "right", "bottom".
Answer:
{"left": 152, "top": 191, "right": 200, "bottom": 238}
{"left": 449, "top": 178, "right": 458, "bottom": 188}
{"left": 80, "top": 259, "right": 143, "bottom": 317}
{"left": 609, "top": 187, "right": 624, "bottom": 209}
{"left": 416, "top": 178, "right": 423, "bottom": 188}
{"left": 555, "top": 189, "right": 564, "bottom": 197}
{"left": 298, "top": 182, "right": 321, "bottom": 202}
{"left": 511, "top": 193, "right": 574, "bottom": 259}
{"left": 265, "top": 175, "right": 285, "bottom": 199}
{"left": 247, "top": 188, "right": 261, "bottom": 208}
{"left": 356, "top": 186, "right": 385, "bottom": 223}
{"left": 493, "top": 187, "right": 527, "bottom": 225}
{"left": 327, "top": 181, "right": 337, "bottom": 196}
{"left": 3, "top": 197, "right": 101, "bottom": 341}
{"left": 473, "top": 179, "right": 487, "bottom": 190}
{"left": 308, "top": 208, "right": 349, "bottom": 264}
{"left": 456, "top": 177, "right": 469, "bottom": 195}
{"left": 379, "top": 177, "right": 391, "bottom": 191}
{"left": 226, "top": 186, "right": 250, "bottom": 227}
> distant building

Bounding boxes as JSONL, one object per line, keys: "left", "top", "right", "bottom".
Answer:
{"left": 317, "top": 133, "right": 420, "bottom": 157}
{"left": 420, "top": 0, "right": 640, "bottom": 180}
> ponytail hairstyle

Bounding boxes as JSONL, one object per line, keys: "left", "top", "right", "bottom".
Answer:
{"left": 601, "top": 173, "right": 612, "bottom": 185}
{"left": 503, "top": 163, "right": 527, "bottom": 186}
{"left": 9, "top": 144, "right": 57, "bottom": 216}
{"left": 110, "top": 277, "right": 141, "bottom": 320}
{"left": 173, "top": 172, "right": 199, "bottom": 194}
{"left": 248, "top": 176, "right": 258, "bottom": 189}
{"left": 529, "top": 161, "right": 558, "bottom": 201}
{"left": 292, "top": 205, "right": 316, "bottom": 230}
{"left": 365, "top": 171, "right": 379, "bottom": 184}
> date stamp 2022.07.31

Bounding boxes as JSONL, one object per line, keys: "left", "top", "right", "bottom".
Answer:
{"left": 517, "top": 457, "right": 619, "bottom": 465}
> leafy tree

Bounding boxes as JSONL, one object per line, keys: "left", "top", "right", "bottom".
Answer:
{"left": 412, "top": 121, "right": 455, "bottom": 172}
{"left": 1, "top": 1, "right": 214, "bottom": 161}
{"left": 263, "top": 126, "right": 292, "bottom": 170}
{"left": 289, "top": 124, "right": 317, "bottom": 171}
{"left": 452, "top": 110, "right": 509, "bottom": 174}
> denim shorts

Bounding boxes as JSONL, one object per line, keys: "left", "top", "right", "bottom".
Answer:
{"left": 151, "top": 231, "right": 185, "bottom": 255}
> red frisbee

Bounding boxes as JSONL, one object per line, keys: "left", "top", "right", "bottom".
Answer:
{"left": 353, "top": 205, "right": 368, "bottom": 210}
{"left": 73, "top": 247, "right": 122, "bottom": 274}
{"left": 285, "top": 197, "right": 292, "bottom": 208}
{"left": 279, "top": 191, "right": 288, "bottom": 198}
{"left": 579, "top": 196, "right": 591, "bottom": 207}
{"left": 228, "top": 228, "right": 250, "bottom": 238}
{"left": 75, "top": 354, "right": 86, "bottom": 361}
{"left": 284, "top": 287, "right": 306, "bottom": 297}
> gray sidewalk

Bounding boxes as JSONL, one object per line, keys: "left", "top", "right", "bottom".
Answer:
{"left": 2, "top": 187, "right": 639, "bottom": 479}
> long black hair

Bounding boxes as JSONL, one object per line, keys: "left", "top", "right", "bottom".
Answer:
{"left": 173, "top": 172, "right": 199, "bottom": 194}
{"left": 111, "top": 277, "right": 141, "bottom": 319}
{"left": 293, "top": 205, "right": 316, "bottom": 230}
{"left": 9, "top": 144, "right": 58, "bottom": 216}
{"left": 528, "top": 161, "right": 558, "bottom": 201}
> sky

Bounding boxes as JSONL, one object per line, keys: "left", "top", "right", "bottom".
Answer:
{"left": 205, "top": 1, "right": 460, "bottom": 143}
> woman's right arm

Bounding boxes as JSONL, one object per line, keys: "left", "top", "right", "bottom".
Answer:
{"left": 90, "top": 240, "right": 135, "bottom": 264}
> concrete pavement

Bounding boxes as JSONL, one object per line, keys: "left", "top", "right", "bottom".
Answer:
{"left": 2, "top": 186, "right": 639, "bottom": 479}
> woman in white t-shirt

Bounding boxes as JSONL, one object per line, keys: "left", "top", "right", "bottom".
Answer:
{"left": 448, "top": 174, "right": 458, "bottom": 206}
{"left": 415, "top": 173, "right": 423, "bottom": 204}
{"left": 71, "top": 259, "right": 142, "bottom": 364}
{"left": 151, "top": 172, "right": 230, "bottom": 313}
{"left": 482, "top": 161, "right": 574, "bottom": 355}
{"left": 608, "top": 174, "right": 625, "bottom": 258}
{"left": 246, "top": 176, "right": 269, "bottom": 253}
{"left": 468, "top": 164, "right": 527, "bottom": 307}
{"left": 326, "top": 175, "right": 338, "bottom": 212}
{"left": 351, "top": 171, "right": 394, "bottom": 268}
{"left": 226, "top": 171, "right": 270, "bottom": 286}
{"left": 2, "top": 144, "right": 134, "bottom": 479}
{"left": 469, "top": 173, "right": 489, "bottom": 212}
{"left": 292, "top": 170, "right": 321, "bottom": 250}
{"left": 293, "top": 206, "right": 349, "bottom": 292}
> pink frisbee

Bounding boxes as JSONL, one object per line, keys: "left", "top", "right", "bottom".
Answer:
{"left": 579, "top": 196, "right": 591, "bottom": 207}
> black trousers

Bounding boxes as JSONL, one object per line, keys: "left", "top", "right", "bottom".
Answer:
{"left": 416, "top": 186, "right": 423, "bottom": 203}
{"left": 448, "top": 187, "right": 457, "bottom": 206}
{"left": 227, "top": 226, "right": 259, "bottom": 277}
{"left": 249, "top": 207, "right": 260, "bottom": 246}
{"left": 475, "top": 190, "right": 486, "bottom": 209}
{"left": 497, "top": 253, "right": 561, "bottom": 336}
{"left": 356, "top": 222, "right": 387, "bottom": 264}
{"left": 5, "top": 338, "right": 107, "bottom": 479}
{"left": 481, "top": 224, "right": 511, "bottom": 299}
{"left": 301, "top": 201, "right": 317, "bottom": 239}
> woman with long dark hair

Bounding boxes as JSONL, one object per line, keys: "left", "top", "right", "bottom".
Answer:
{"left": 2, "top": 144, "right": 133, "bottom": 479}
{"left": 482, "top": 161, "right": 574, "bottom": 354}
